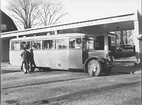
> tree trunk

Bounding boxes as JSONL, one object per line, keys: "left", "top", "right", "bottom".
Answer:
{"left": 125, "top": 31, "right": 128, "bottom": 45}
{"left": 120, "top": 31, "right": 124, "bottom": 46}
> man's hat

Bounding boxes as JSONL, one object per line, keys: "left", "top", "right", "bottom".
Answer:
{"left": 30, "top": 49, "right": 33, "bottom": 51}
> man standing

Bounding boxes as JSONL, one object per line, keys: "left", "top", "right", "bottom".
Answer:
{"left": 21, "top": 48, "right": 30, "bottom": 74}
{"left": 29, "top": 49, "right": 36, "bottom": 72}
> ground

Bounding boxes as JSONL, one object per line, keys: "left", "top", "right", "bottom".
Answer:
{"left": 1, "top": 62, "right": 142, "bottom": 105}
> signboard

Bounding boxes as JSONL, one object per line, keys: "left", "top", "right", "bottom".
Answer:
{"left": 1, "top": 24, "right": 7, "bottom": 31}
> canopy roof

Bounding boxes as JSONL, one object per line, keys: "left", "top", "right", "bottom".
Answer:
{"left": 1, "top": 11, "right": 142, "bottom": 39}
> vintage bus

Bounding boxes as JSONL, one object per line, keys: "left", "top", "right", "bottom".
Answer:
{"left": 9, "top": 33, "right": 116, "bottom": 76}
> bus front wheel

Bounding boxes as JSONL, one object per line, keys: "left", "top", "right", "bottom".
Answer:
{"left": 87, "top": 59, "right": 101, "bottom": 77}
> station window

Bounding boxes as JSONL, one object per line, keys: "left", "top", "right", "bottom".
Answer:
{"left": 31, "top": 40, "right": 42, "bottom": 50}
{"left": 11, "top": 42, "right": 20, "bottom": 51}
{"left": 56, "top": 39, "right": 69, "bottom": 49}
{"left": 42, "top": 40, "right": 55, "bottom": 49}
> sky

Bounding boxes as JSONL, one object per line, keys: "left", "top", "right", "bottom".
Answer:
{"left": 1, "top": 0, "right": 141, "bottom": 27}
{"left": 62, "top": 0, "right": 141, "bottom": 23}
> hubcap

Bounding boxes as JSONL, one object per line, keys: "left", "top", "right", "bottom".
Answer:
{"left": 90, "top": 64, "right": 97, "bottom": 72}
{"left": 88, "top": 60, "right": 101, "bottom": 76}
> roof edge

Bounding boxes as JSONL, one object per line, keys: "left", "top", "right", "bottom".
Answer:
{"left": 1, "top": 12, "right": 135, "bottom": 35}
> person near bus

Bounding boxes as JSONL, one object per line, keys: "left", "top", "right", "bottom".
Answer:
{"left": 29, "top": 49, "right": 36, "bottom": 72}
{"left": 21, "top": 47, "right": 30, "bottom": 74}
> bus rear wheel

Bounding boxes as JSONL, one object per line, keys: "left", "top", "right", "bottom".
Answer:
{"left": 87, "top": 59, "right": 101, "bottom": 77}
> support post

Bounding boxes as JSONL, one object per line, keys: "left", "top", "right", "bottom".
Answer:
{"left": 104, "top": 33, "right": 109, "bottom": 53}
{"left": 55, "top": 30, "right": 58, "bottom": 35}
{"left": 134, "top": 19, "right": 141, "bottom": 64}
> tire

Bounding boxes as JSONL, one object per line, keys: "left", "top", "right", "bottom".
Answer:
{"left": 87, "top": 59, "right": 101, "bottom": 77}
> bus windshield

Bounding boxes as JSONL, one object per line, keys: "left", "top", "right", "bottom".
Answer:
{"left": 83, "top": 36, "right": 104, "bottom": 50}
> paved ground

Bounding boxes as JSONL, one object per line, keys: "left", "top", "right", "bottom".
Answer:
{"left": 1, "top": 62, "right": 142, "bottom": 105}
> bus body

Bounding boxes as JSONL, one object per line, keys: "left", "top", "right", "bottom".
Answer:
{"left": 10, "top": 33, "right": 115, "bottom": 76}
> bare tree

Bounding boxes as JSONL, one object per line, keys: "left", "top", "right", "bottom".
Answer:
{"left": 115, "top": 30, "right": 134, "bottom": 46}
{"left": 36, "top": 0, "right": 67, "bottom": 26}
{"left": 7, "top": 0, "right": 40, "bottom": 29}
{"left": 123, "top": 30, "right": 133, "bottom": 45}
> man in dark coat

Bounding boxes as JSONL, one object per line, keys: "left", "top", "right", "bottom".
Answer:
{"left": 21, "top": 48, "right": 30, "bottom": 74}
{"left": 29, "top": 49, "right": 36, "bottom": 72}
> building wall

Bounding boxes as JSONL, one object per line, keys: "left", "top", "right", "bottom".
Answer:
{"left": 139, "top": 41, "right": 142, "bottom": 66}
{"left": 1, "top": 11, "right": 17, "bottom": 32}
{"left": 1, "top": 39, "right": 10, "bottom": 62}
{"left": 137, "top": 13, "right": 142, "bottom": 65}
{"left": 1, "top": 10, "right": 17, "bottom": 62}
{"left": 140, "top": 41, "right": 142, "bottom": 53}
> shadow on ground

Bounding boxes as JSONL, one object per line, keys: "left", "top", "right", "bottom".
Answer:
{"left": 1, "top": 69, "right": 21, "bottom": 74}
{"left": 30, "top": 81, "right": 140, "bottom": 105}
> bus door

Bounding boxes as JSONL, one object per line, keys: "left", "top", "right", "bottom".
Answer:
{"left": 69, "top": 37, "right": 83, "bottom": 69}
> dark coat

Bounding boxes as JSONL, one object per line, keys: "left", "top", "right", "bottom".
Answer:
{"left": 21, "top": 50, "right": 30, "bottom": 62}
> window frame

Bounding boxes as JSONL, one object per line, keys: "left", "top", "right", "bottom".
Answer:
{"left": 11, "top": 41, "right": 21, "bottom": 51}
{"left": 42, "top": 39, "right": 56, "bottom": 50}
{"left": 31, "top": 40, "right": 42, "bottom": 50}
{"left": 20, "top": 41, "right": 31, "bottom": 50}
{"left": 69, "top": 37, "right": 82, "bottom": 49}
{"left": 56, "top": 38, "right": 69, "bottom": 50}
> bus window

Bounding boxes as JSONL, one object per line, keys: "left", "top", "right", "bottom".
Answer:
{"left": 11, "top": 42, "right": 20, "bottom": 50}
{"left": 75, "top": 38, "right": 82, "bottom": 49}
{"left": 69, "top": 38, "right": 82, "bottom": 49}
{"left": 69, "top": 38, "right": 75, "bottom": 48}
{"left": 31, "top": 41, "right": 42, "bottom": 50}
{"left": 43, "top": 40, "right": 55, "bottom": 49}
{"left": 95, "top": 36, "right": 104, "bottom": 50}
{"left": 87, "top": 40, "right": 94, "bottom": 49}
{"left": 83, "top": 37, "right": 94, "bottom": 50}
{"left": 20, "top": 41, "right": 30, "bottom": 50}
{"left": 56, "top": 39, "right": 69, "bottom": 49}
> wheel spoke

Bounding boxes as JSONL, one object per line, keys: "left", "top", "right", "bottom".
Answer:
{"left": 87, "top": 60, "right": 101, "bottom": 77}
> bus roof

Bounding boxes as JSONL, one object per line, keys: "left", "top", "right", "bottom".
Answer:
{"left": 10, "top": 32, "right": 116, "bottom": 41}
{"left": 10, "top": 33, "right": 87, "bottom": 41}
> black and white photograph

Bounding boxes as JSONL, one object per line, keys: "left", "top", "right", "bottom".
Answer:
{"left": 1, "top": 0, "right": 142, "bottom": 105}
